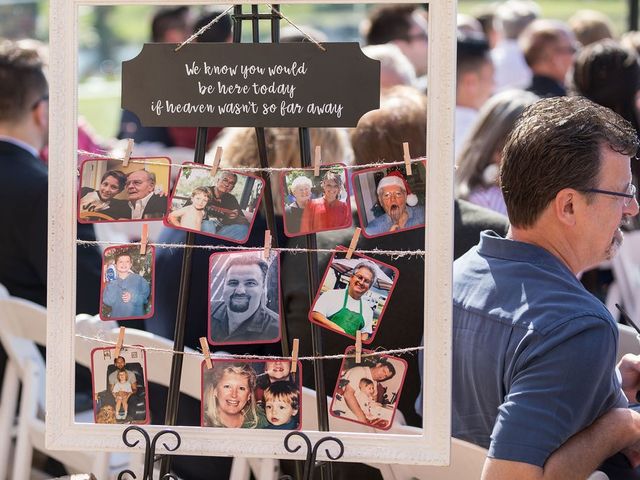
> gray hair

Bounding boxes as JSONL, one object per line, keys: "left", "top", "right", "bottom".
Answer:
{"left": 494, "top": 0, "right": 539, "bottom": 39}
{"left": 353, "top": 261, "right": 377, "bottom": 287}
{"left": 290, "top": 175, "right": 313, "bottom": 192}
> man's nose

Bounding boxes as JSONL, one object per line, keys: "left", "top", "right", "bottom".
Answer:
{"left": 625, "top": 196, "right": 640, "bottom": 217}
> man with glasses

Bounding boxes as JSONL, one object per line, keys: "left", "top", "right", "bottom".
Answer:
{"left": 452, "top": 96, "right": 640, "bottom": 479}
{"left": 311, "top": 261, "right": 377, "bottom": 340}
{"left": 113, "top": 169, "right": 167, "bottom": 220}
{"left": 366, "top": 171, "right": 425, "bottom": 236}
{"left": 201, "top": 171, "right": 250, "bottom": 241}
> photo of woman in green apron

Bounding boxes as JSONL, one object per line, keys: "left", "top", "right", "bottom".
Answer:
{"left": 309, "top": 251, "right": 399, "bottom": 343}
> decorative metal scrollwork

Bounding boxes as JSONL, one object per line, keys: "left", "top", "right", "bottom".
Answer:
{"left": 117, "top": 426, "right": 181, "bottom": 480}
{"left": 280, "top": 431, "right": 345, "bottom": 480}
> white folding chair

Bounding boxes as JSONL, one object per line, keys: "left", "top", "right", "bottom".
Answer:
{"left": 0, "top": 295, "right": 125, "bottom": 480}
{"left": 608, "top": 230, "right": 640, "bottom": 322}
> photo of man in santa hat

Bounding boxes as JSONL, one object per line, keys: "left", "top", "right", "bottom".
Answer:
{"left": 365, "top": 170, "right": 425, "bottom": 236}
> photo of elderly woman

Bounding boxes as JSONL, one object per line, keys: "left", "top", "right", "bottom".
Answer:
{"left": 99, "top": 245, "right": 154, "bottom": 321}
{"left": 78, "top": 157, "right": 171, "bottom": 223}
{"left": 166, "top": 163, "right": 264, "bottom": 244}
{"left": 201, "top": 360, "right": 302, "bottom": 430}
{"left": 281, "top": 165, "right": 351, "bottom": 237}
{"left": 309, "top": 246, "right": 398, "bottom": 344}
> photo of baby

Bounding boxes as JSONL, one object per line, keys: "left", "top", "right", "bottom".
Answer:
{"left": 99, "top": 245, "right": 154, "bottom": 321}
{"left": 91, "top": 346, "right": 149, "bottom": 425}
{"left": 201, "top": 359, "right": 301, "bottom": 430}
{"left": 165, "top": 163, "right": 264, "bottom": 244}
{"left": 330, "top": 347, "right": 407, "bottom": 431}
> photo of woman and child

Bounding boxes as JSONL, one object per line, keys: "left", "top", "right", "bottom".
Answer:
{"left": 281, "top": 165, "right": 351, "bottom": 236}
{"left": 330, "top": 347, "right": 407, "bottom": 430}
{"left": 201, "top": 360, "right": 301, "bottom": 430}
{"left": 100, "top": 245, "right": 154, "bottom": 320}
{"left": 166, "top": 164, "right": 264, "bottom": 243}
{"left": 92, "top": 346, "right": 149, "bottom": 425}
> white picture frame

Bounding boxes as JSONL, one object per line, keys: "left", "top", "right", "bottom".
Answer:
{"left": 46, "top": 0, "right": 456, "bottom": 466}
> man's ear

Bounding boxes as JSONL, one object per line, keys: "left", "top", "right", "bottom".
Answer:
{"left": 32, "top": 98, "right": 48, "bottom": 129}
{"left": 554, "top": 188, "right": 578, "bottom": 226}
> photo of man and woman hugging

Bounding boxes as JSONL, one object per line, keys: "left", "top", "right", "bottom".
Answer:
{"left": 201, "top": 359, "right": 301, "bottom": 430}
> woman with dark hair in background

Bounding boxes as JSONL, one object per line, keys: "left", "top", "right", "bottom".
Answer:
{"left": 571, "top": 38, "right": 640, "bottom": 228}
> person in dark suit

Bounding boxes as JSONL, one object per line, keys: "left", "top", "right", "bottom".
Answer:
{"left": 0, "top": 40, "right": 101, "bottom": 313}
{"left": 109, "top": 169, "right": 168, "bottom": 220}
{"left": 0, "top": 39, "right": 102, "bottom": 476}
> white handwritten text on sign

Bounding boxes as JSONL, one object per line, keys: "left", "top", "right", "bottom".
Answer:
{"left": 122, "top": 43, "right": 380, "bottom": 128}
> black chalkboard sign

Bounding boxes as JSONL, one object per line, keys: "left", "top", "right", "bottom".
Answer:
{"left": 122, "top": 42, "right": 380, "bottom": 128}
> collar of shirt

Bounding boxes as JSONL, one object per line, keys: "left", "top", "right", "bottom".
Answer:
{"left": 477, "top": 230, "right": 574, "bottom": 276}
{"left": 129, "top": 191, "right": 154, "bottom": 218}
{"left": 0, "top": 135, "right": 40, "bottom": 158}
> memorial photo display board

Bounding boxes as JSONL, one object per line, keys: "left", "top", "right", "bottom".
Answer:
{"left": 47, "top": 0, "right": 455, "bottom": 468}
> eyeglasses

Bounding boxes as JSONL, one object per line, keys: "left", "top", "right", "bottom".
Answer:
{"left": 353, "top": 274, "right": 372, "bottom": 286}
{"left": 381, "top": 191, "right": 406, "bottom": 200}
{"left": 583, "top": 183, "right": 637, "bottom": 207}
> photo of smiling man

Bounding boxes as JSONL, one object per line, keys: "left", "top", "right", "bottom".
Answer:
{"left": 208, "top": 251, "right": 281, "bottom": 345}
{"left": 310, "top": 248, "right": 399, "bottom": 343}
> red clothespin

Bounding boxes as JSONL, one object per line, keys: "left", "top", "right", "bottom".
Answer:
{"left": 403, "top": 142, "right": 412, "bottom": 176}
{"left": 122, "top": 139, "right": 134, "bottom": 168}
{"left": 355, "top": 330, "right": 362, "bottom": 364}
{"left": 313, "top": 145, "right": 321, "bottom": 177}
{"left": 290, "top": 338, "right": 300, "bottom": 374}
{"left": 114, "top": 327, "right": 125, "bottom": 358}
{"left": 200, "top": 337, "right": 212, "bottom": 369}
{"left": 210, "top": 146, "right": 223, "bottom": 177}
{"left": 139, "top": 224, "right": 149, "bottom": 255}
{"left": 263, "top": 230, "right": 272, "bottom": 260}
{"left": 345, "top": 227, "right": 361, "bottom": 259}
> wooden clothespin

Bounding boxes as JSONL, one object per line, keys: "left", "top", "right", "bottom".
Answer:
{"left": 402, "top": 142, "right": 412, "bottom": 176}
{"left": 210, "top": 146, "right": 223, "bottom": 177}
{"left": 345, "top": 227, "right": 361, "bottom": 259}
{"left": 200, "top": 337, "right": 212, "bottom": 369}
{"left": 355, "top": 330, "right": 362, "bottom": 364}
{"left": 290, "top": 338, "right": 300, "bottom": 374}
{"left": 263, "top": 230, "right": 271, "bottom": 259}
{"left": 313, "top": 145, "right": 322, "bottom": 177}
{"left": 114, "top": 327, "right": 125, "bottom": 358}
{"left": 122, "top": 138, "right": 134, "bottom": 167}
{"left": 139, "top": 224, "right": 149, "bottom": 255}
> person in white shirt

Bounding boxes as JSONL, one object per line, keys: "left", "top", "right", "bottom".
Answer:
{"left": 455, "top": 34, "right": 495, "bottom": 158}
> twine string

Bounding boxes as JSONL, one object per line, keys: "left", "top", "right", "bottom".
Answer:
{"left": 76, "top": 333, "right": 423, "bottom": 361}
{"left": 77, "top": 149, "right": 427, "bottom": 175}
{"left": 174, "top": 6, "right": 235, "bottom": 52}
{"left": 76, "top": 239, "right": 426, "bottom": 259}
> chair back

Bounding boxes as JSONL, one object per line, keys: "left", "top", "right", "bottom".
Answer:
{"left": 611, "top": 230, "right": 640, "bottom": 322}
